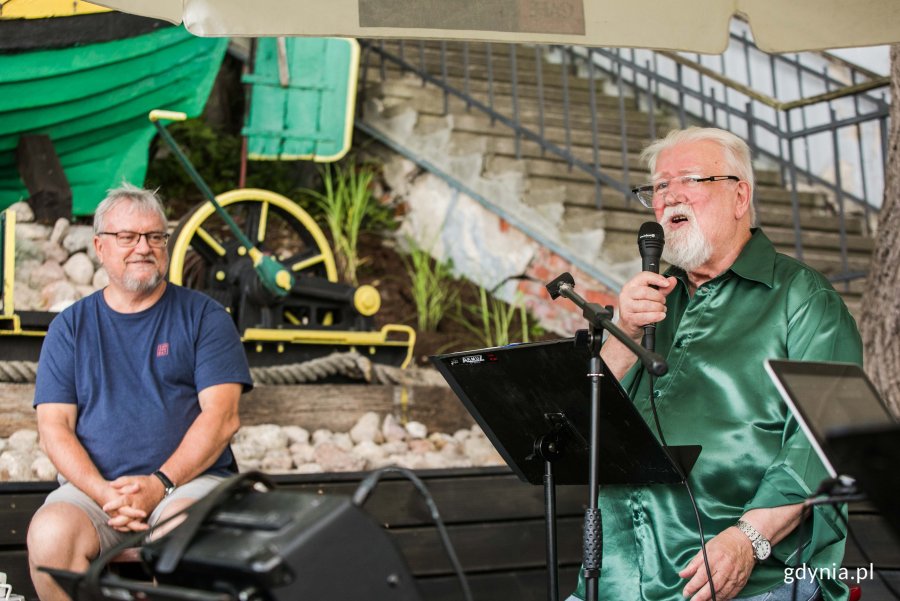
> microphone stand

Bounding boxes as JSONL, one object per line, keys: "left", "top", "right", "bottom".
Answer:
{"left": 546, "top": 273, "right": 667, "bottom": 601}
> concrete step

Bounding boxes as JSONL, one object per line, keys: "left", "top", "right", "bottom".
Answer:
{"left": 366, "top": 70, "right": 627, "bottom": 110}
{"left": 503, "top": 159, "right": 830, "bottom": 210}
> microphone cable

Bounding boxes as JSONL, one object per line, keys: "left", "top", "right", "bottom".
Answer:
{"left": 647, "top": 374, "right": 717, "bottom": 601}
{"left": 353, "top": 465, "right": 474, "bottom": 601}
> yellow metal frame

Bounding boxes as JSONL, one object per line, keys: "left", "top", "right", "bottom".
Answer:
{"left": 168, "top": 188, "right": 338, "bottom": 284}
{"left": 243, "top": 324, "right": 416, "bottom": 369}
{"left": 1, "top": 209, "right": 15, "bottom": 320}
{"left": 0, "top": 0, "right": 110, "bottom": 19}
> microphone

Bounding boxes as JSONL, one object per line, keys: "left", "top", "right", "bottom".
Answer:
{"left": 637, "top": 222, "right": 665, "bottom": 352}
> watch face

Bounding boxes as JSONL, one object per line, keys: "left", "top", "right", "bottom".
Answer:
{"left": 754, "top": 539, "right": 772, "bottom": 560}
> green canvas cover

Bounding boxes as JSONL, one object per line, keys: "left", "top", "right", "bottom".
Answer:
{"left": 242, "top": 37, "right": 358, "bottom": 163}
{"left": 0, "top": 25, "right": 226, "bottom": 215}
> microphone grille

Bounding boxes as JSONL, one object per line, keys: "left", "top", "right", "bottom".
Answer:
{"left": 638, "top": 221, "right": 664, "bottom": 243}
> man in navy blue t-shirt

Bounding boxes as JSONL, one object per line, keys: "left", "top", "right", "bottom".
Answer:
{"left": 27, "top": 184, "right": 253, "bottom": 601}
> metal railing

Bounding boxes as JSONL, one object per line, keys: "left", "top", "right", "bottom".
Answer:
{"left": 358, "top": 36, "right": 890, "bottom": 289}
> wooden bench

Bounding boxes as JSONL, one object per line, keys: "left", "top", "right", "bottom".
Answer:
{"left": 2, "top": 469, "right": 898, "bottom": 600}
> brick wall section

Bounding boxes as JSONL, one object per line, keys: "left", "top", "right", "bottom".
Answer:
{"left": 519, "top": 246, "right": 619, "bottom": 336}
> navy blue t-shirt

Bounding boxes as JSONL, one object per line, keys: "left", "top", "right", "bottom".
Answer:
{"left": 34, "top": 284, "right": 253, "bottom": 480}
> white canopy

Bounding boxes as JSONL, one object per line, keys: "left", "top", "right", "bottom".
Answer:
{"left": 91, "top": 0, "right": 900, "bottom": 53}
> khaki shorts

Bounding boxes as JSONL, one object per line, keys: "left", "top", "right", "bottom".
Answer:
{"left": 42, "top": 475, "right": 225, "bottom": 552}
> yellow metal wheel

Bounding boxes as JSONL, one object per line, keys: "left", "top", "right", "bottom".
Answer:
{"left": 168, "top": 188, "right": 337, "bottom": 288}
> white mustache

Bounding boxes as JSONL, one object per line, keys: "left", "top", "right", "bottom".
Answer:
{"left": 662, "top": 205, "right": 694, "bottom": 223}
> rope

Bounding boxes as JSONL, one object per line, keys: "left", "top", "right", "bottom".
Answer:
{"left": 0, "top": 361, "right": 38, "bottom": 383}
{"left": 0, "top": 352, "right": 445, "bottom": 387}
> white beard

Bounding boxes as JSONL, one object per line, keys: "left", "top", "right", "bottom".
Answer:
{"left": 661, "top": 206, "right": 713, "bottom": 272}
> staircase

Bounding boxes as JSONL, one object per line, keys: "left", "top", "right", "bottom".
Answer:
{"left": 358, "top": 41, "right": 874, "bottom": 316}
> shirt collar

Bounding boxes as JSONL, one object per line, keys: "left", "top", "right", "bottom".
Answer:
{"left": 664, "top": 228, "right": 775, "bottom": 289}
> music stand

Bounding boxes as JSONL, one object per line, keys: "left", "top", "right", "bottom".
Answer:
{"left": 432, "top": 338, "right": 700, "bottom": 601}
{"left": 766, "top": 359, "right": 900, "bottom": 542}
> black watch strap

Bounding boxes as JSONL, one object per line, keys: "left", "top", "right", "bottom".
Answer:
{"left": 153, "top": 470, "right": 176, "bottom": 496}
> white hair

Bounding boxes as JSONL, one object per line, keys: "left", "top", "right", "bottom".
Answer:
{"left": 640, "top": 127, "right": 756, "bottom": 226}
{"left": 93, "top": 183, "right": 167, "bottom": 234}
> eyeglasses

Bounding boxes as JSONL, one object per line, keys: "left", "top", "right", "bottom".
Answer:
{"left": 98, "top": 231, "right": 170, "bottom": 248}
{"left": 631, "top": 175, "right": 740, "bottom": 208}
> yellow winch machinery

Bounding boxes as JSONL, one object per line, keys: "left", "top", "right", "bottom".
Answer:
{"left": 0, "top": 191, "right": 415, "bottom": 372}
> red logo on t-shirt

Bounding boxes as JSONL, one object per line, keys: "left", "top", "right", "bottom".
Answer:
{"left": 156, "top": 343, "right": 170, "bottom": 357}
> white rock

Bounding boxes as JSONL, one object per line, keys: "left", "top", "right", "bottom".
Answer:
{"left": 0, "top": 438, "right": 6, "bottom": 453}
{"left": 13, "top": 285, "right": 41, "bottom": 311}
{"left": 290, "top": 443, "right": 316, "bottom": 465}
{"left": 75, "top": 285, "right": 96, "bottom": 299}
{"left": 382, "top": 414, "right": 407, "bottom": 442}
{"left": 30, "top": 260, "right": 65, "bottom": 288}
{"left": 471, "top": 424, "right": 485, "bottom": 437}
{"left": 49, "top": 218, "right": 70, "bottom": 244}
{"left": 63, "top": 252, "right": 95, "bottom": 286}
{"left": 32, "top": 455, "right": 57, "bottom": 480}
{"left": 332, "top": 432, "right": 354, "bottom": 451}
{"left": 92, "top": 267, "right": 109, "bottom": 289}
{"left": 380, "top": 440, "right": 409, "bottom": 455}
{"left": 15, "top": 237, "right": 45, "bottom": 263}
{"left": 463, "top": 436, "right": 499, "bottom": 465}
{"left": 237, "top": 458, "right": 261, "bottom": 472}
{"left": 314, "top": 442, "right": 365, "bottom": 472}
{"left": 48, "top": 298, "right": 76, "bottom": 313}
{"left": 428, "top": 432, "right": 453, "bottom": 450}
{"left": 295, "top": 463, "right": 324, "bottom": 474}
{"left": 237, "top": 424, "right": 288, "bottom": 451}
{"left": 453, "top": 428, "right": 472, "bottom": 442}
{"left": 352, "top": 440, "right": 387, "bottom": 468}
{"left": 62, "top": 225, "right": 94, "bottom": 254}
{"left": 9, "top": 201, "right": 34, "bottom": 222}
{"left": 232, "top": 440, "right": 266, "bottom": 462}
{"left": 282, "top": 425, "right": 310, "bottom": 445}
{"left": 311, "top": 429, "right": 333, "bottom": 446}
{"left": 409, "top": 439, "right": 436, "bottom": 454}
{"left": 405, "top": 421, "right": 428, "bottom": 439}
{"left": 16, "top": 223, "right": 51, "bottom": 240}
{"left": 261, "top": 449, "right": 293, "bottom": 472}
{"left": 8, "top": 429, "right": 38, "bottom": 451}
{"left": 350, "top": 411, "right": 383, "bottom": 444}
{"left": 0, "top": 450, "right": 34, "bottom": 481}
{"left": 41, "top": 280, "right": 77, "bottom": 311}
{"left": 41, "top": 240, "right": 69, "bottom": 264}
{"left": 14, "top": 259, "right": 41, "bottom": 283}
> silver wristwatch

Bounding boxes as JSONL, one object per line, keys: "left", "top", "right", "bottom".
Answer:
{"left": 736, "top": 519, "right": 771, "bottom": 561}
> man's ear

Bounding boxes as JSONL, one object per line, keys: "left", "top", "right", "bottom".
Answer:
{"left": 93, "top": 235, "right": 104, "bottom": 264}
{"left": 734, "top": 180, "right": 752, "bottom": 221}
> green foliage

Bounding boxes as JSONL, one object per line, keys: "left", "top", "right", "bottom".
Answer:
{"left": 144, "top": 119, "right": 319, "bottom": 219}
{"left": 454, "top": 286, "right": 532, "bottom": 348}
{"left": 308, "top": 162, "right": 385, "bottom": 285}
{"left": 402, "top": 240, "right": 459, "bottom": 332}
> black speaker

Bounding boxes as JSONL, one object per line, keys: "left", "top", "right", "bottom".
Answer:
{"left": 141, "top": 480, "right": 423, "bottom": 601}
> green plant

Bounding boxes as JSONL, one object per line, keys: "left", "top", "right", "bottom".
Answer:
{"left": 455, "top": 286, "right": 531, "bottom": 348}
{"left": 309, "top": 162, "right": 379, "bottom": 285}
{"left": 402, "top": 240, "right": 458, "bottom": 332}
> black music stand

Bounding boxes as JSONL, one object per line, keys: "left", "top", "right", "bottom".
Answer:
{"left": 432, "top": 338, "right": 700, "bottom": 601}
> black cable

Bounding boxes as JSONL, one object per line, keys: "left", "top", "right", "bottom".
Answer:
{"left": 647, "top": 374, "right": 717, "bottom": 601}
{"left": 832, "top": 499, "right": 900, "bottom": 600}
{"left": 353, "top": 465, "right": 474, "bottom": 601}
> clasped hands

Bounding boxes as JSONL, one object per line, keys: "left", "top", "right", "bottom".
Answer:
{"left": 101, "top": 475, "right": 166, "bottom": 532}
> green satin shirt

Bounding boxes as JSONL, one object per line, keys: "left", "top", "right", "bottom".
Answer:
{"left": 574, "top": 229, "right": 863, "bottom": 601}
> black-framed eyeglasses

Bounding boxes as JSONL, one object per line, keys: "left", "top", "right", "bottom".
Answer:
{"left": 98, "top": 231, "right": 170, "bottom": 248}
{"left": 631, "top": 175, "right": 740, "bottom": 209}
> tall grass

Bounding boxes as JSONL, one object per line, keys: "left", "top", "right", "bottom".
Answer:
{"left": 455, "top": 286, "right": 531, "bottom": 348}
{"left": 403, "top": 240, "right": 458, "bottom": 332}
{"left": 310, "top": 162, "right": 377, "bottom": 285}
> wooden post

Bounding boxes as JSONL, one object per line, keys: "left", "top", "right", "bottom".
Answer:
{"left": 15, "top": 134, "right": 73, "bottom": 224}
